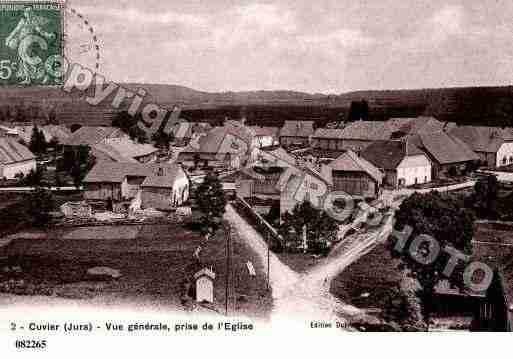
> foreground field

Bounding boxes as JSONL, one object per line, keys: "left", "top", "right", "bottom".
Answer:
{"left": 0, "top": 223, "right": 272, "bottom": 319}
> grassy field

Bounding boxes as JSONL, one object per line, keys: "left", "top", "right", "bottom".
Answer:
{"left": 330, "top": 243, "right": 402, "bottom": 311}
{"left": 0, "top": 222, "right": 272, "bottom": 319}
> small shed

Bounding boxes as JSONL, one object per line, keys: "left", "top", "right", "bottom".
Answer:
{"left": 194, "top": 267, "right": 216, "bottom": 303}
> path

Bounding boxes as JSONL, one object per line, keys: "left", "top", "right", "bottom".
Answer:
{"left": 224, "top": 204, "right": 395, "bottom": 324}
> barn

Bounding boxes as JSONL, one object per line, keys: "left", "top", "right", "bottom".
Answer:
{"left": 0, "top": 138, "right": 36, "bottom": 179}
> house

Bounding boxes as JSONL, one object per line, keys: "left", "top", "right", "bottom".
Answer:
{"left": 361, "top": 139, "right": 432, "bottom": 188}
{"left": 99, "top": 137, "right": 158, "bottom": 163}
{"left": 323, "top": 150, "right": 383, "bottom": 198}
{"left": 249, "top": 126, "right": 279, "bottom": 148}
{"left": 62, "top": 126, "right": 127, "bottom": 147}
{"left": 279, "top": 120, "right": 314, "bottom": 147}
{"left": 312, "top": 121, "right": 393, "bottom": 153}
{"left": 194, "top": 267, "right": 215, "bottom": 303}
{"left": 168, "top": 121, "right": 194, "bottom": 146}
{"left": 386, "top": 116, "right": 450, "bottom": 139}
{"left": 449, "top": 126, "right": 513, "bottom": 167}
{"left": 0, "top": 137, "right": 36, "bottom": 179}
{"left": 409, "top": 132, "right": 479, "bottom": 178}
{"left": 178, "top": 122, "right": 256, "bottom": 169}
{"left": 83, "top": 161, "right": 189, "bottom": 210}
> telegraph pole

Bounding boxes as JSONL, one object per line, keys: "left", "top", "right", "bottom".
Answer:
{"left": 267, "top": 231, "right": 270, "bottom": 291}
{"left": 225, "top": 228, "right": 230, "bottom": 316}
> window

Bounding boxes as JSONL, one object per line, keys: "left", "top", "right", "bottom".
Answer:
{"left": 503, "top": 156, "right": 507, "bottom": 165}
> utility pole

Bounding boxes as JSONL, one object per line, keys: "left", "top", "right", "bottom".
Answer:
{"left": 267, "top": 231, "right": 270, "bottom": 291}
{"left": 225, "top": 228, "right": 230, "bottom": 316}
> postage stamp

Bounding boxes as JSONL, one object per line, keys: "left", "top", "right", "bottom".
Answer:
{"left": 0, "top": 1, "right": 64, "bottom": 86}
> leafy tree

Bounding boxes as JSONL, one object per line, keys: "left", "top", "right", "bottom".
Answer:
{"left": 389, "top": 191, "right": 475, "bottom": 330}
{"left": 151, "top": 129, "right": 173, "bottom": 150}
{"left": 348, "top": 100, "right": 369, "bottom": 122}
{"left": 469, "top": 175, "right": 498, "bottom": 219}
{"left": 128, "top": 124, "right": 148, "bottom": 143}
{"left": 29, "top": 126, "right": 47, "bottom": 155}
{"left": 195, "top": 171, "right": 227, "bottom": 232}
{"left": 279, "top": 201, "right": 338, "bottom": 254}
{"left": 24, "top": 167, "right": 44, "bottom": 186}
{"left": 264, "top": 201, "right": 281, "bottom": 227}
{"left": 26, "top": 187, "right": 54, "bottom": 227}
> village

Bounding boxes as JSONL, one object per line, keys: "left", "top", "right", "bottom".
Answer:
{"left": 1, "top": 110, "right": 513, "bottom": 331}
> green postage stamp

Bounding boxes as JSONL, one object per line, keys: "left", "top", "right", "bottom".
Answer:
{"left": 0, "top": 1, "right": 64, "bottom": 86}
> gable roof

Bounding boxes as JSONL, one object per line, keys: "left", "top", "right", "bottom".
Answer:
{"left": 411, "top": 132, "right": 479, "bottom": 165}
{"left": 63, "top": 126, "right": 125, "bottom": 146}
{"left": 312, "top": 128, "right": 346, "bottom": 139}
{"left": 181, "top": 124, "right": 253, "bottom": 154}
{"left": 91, "top": 143, "right": 137, "bottom": 163}
{"left": 0, "top": 138, "right": 35, "bottom": 164}
{"left": 106, "top": 138, "right": 157, "bottom": 159}
{"left": 328, "top": 150, "right": 384, "bottom": 183}
{"left": 339, "top": 121, "right": 392, "bottom": 141}
{"left": 449, "top": 126, "right": 513, "bottom": 153}
{"left": 361, "top": 139, "right": 426, "bottom": 170}
{"left": 249, "top": 126, "right": 279, "bottom": 137}
{"left": 84, "top": 161, "right": 183, "bottom": 188}
{"left": 280, "top": 121, "right": 314, "bottom": 137}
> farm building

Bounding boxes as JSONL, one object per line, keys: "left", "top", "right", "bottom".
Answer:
{"left": 311, "top": 121, "right": 392, "bottom": 153}
{"left": 450, "top": 126, "right": 513, "bottom": 168}
{"left": 95, "top": 137, "right": 158, "bottom": 163}
{"left": 62, "top": 126, "right": 128, "bottom": 147}
{"left": 83, "top": 161, "right": 189, "bottom": 210}
{"left": 249, "top": 126, "right": 279, "bottom": 148}
{"left": 0, "top": 137, "right": 36, "bottom": 179}
{"left": 279, "top": 121, "right": 314, "bottom": 147}
{"left": 178, "top": 122, "right": 257, "bottom": 169}
{"left": 409, "top": 132, "right": 479, "bottom": 178}
{"left": 361, "top": 139, "right": 432, "bottom": 188}
{"left": 323, "top": 150, "right": 383, "bottom": 198}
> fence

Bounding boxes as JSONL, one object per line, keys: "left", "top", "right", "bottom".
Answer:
{"left": 231, "top": 196, "right": 283, "bottom": 250}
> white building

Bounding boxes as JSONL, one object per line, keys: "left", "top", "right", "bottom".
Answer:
{"left": 362, "top": 139, "right": 432, "bottom": 188}
{"left": 0, "top": 138, "right": 36, "bottom": 179}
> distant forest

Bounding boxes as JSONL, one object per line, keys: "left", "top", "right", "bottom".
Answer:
{"left": 0, "top": 85, "right": 513, "bottom": 128}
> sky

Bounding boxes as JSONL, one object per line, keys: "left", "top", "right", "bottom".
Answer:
{"left": 68, "top": 0, "right": 513, "bottom": 94}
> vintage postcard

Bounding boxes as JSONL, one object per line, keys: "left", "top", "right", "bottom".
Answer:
{"left": 0, "top": 0, "right": 512, "bottom": 357}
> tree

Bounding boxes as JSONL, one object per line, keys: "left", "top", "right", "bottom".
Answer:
{"left": 195, "top": 171, "right": 227, "bottom": 232}
{"left": 26, "top": 187, "right": 54, "bottom": 226}
{"left": 468, "top": 175, "right": 498, "bottom": 219}
{"left": 151, "top": 129, "right": 173, "bottom": 150}
{"left": 29, "top": 126, "right": 47, "bottom": 155}
{"left": 264, "top": 201, "right": 281, "bottom": 227}
{"left": 348, "top": 100, "right": 369, "bottom": 122}
{"left": 24, "top": 167, "right": 44, "bottom": 186}
{"left": 278, "top": 201, "right": 338, "bottom": 254}
{"left": 128, "top": 124, "right": 148, "bottom": 143}
{"left": 389, "top": 191, "right": 475, "bottom": 330}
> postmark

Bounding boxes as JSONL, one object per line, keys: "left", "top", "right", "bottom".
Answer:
{"left": 0, "top": 0, "right": 64, "bottom": 86}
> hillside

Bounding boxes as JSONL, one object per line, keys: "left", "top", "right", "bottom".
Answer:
{"left": 0, "top": 84, "right": 513, "bottom": 127}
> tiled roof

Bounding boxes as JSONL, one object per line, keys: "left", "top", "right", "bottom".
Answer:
{"left": 411, "top": 132, "right": 479, "bottom": 165}
{"left": 450, "top": 126, "right": 513, "bottom": 153}
{"left": 280, "top": 121, "right": 315, "bottom": 137}
{"left": 361, "top": 139, "right": 425, "bottom": 170}
{"left": 181, "top": 124, "right": 253, "bottom": 154}
{"left": 106, "top": 138, "right": 157, "bottom": 159}
{"left": 249, "top": 126, "right": 279, "bottom": 137}
{"left": 312, "top": 128, "right": 346, "bottom": 139}
{"left": 339, "top": 121, "right": 392, "bottom": 141}
{"left": 91, "top": 143, "right": 137, "bottom": 163}
{"left": 84, "top": 161, "right": 183, "bottom": 188}
{"left": 63, "top": 126, "right": 124, "bottom": 146}
{"left": 328, "top": 150, "right": 384, "bottom": 183}
{"left": 0, "top": 138, "right": 35, "bottom": 164}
